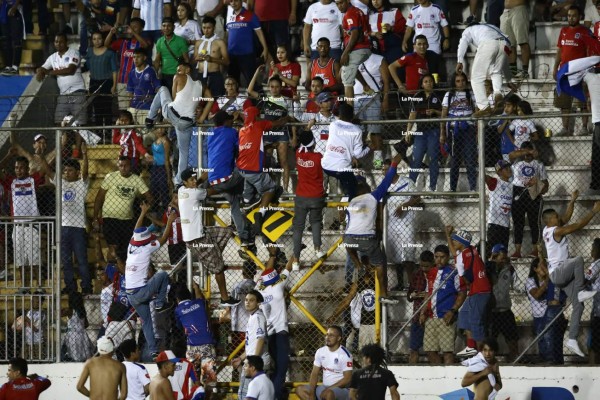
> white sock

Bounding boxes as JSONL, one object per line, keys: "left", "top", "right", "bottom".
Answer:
{"left": 259, "top": 207, "right": 267, "bottom": 216}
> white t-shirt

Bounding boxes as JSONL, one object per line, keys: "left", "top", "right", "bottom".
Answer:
{"left": 524, "top": 277, "right": 547, "bottom": 319}
{"left": 41, "top": 49, "right": 86, "bottom": 94}
{"left": 345, "top": 193, "right": 378, "bottom": 236}
{"left": 169, "top": 359, "right": 195, "bottom": 400}
{"left": 321, "top": 120, "right": 370, "bottom": 172}
{"left": 542, "top": 226, "right": 569, "bottom": 274}
{"left": 509, "top": 119, "right": 536, "bottom": 149}
{"left": 257, "top": 270, "right": 291, "bottom": 335}
{"left": 125, "top": 240, "right": 162, "bottom": 289}
{"left": 59, "top": 178, "right": 89, "bottom": 228}
{"left": 246, "top": 372, "right": 275, "bottom": 400}
{"left": 314, "top": 345, "right": 353, "bottom": 386}
{"left": 178, "top": 186, "right": 207, "bottom": 242}
{"left": 354, "top": 53, "right": 384, "bottom": 98}
{"left": 246, "top": 309, "right": 271, "bottom": 369}
{"left": 487, "top": 177, "right": 513, "bottom": 228}
{"left": 386, "top": 177, "right": 417, "bottom": 228}
{"left": 197, "top": 0, "right": 219, "bottom": 16}
{"left": 123, "top": 361, "right": 151, "bottom": 400}
{"left": 406, "top": 3, "right": 448, "bottom": 54}
{"left": 174, "top": 20, "right": 202, "bottom": 55}
{"left": 303, "top": 1, "right": 343, "bottom": 50}
{"left": 512, "top": 159, "right": 547, "bottom": 188}
{"left": 442, "top": 91, "right": 476, "bottom": 116}
{"left": 133, "top": 0, "right": 171, "bottom": 31}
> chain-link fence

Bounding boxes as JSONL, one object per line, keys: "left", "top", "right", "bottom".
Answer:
{"left": 1, "top": 97, "right": 599, "bottom": 395}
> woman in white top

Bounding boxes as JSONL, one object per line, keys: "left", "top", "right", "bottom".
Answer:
{"left": 525, "top": 257, "right": 549, "bottom": 360}
{"left": 175, "top": 3, "right": 202, "bottom": 59}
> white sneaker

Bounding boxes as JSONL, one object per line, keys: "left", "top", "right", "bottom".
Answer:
{"left": 566, "top": 339, "right": 585, "bottom": 357}
{"left": 578, "top": 290, "right": 597, "bottom": 302}
{"left": 456, "top": 346, "right": 478, "bottom": 357}
{"left": 292, "top": 261, "right": 300, "bottom": 271}
{"left": 315, "top": 250, "right": 325, "bottom": 259}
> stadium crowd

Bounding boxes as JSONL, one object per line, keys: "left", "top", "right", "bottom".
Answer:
{"left": 3, "top": 0, "right": 600, "bottom": 399}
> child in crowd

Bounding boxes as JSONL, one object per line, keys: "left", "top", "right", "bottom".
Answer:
{"left": 496, "top": 94, "right": 521, "bottom": 161}
{"left": 507, "top": 100, "right": 538, "bottom": 150}
{"left": 112, "top": 110, "right": 152, "bottom": 172}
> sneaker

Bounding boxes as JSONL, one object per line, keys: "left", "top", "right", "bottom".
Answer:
{"left": 372, "top": 159, "right": 383, "bottom": 169}
{"left": 566, "top": 339, "right": 585, "bottom": 357}
{"left": 315, "top": 250, "right": 326, "bottom": 259}
{"left": 0, "top": 66, "right": 17, "bottom": 76}
{"left": 292, "top": 261, "right": 300, "bottom": 271}
{"left": 513, "top": 70, "right": 529, "bottom": 80}
{"left": 155, "top": 302, "right": 174, "bottom": 313}
{"left": 145, "top": 118, "right": 155, "bottom": 129}
{"left": 510, "top": 251, "right": 522, "bottom": 259}
{"left": 242, "top": 197, "right": 261, "bottom": 213}
{"left": 393, "top": 140, "right": 409, "bottom": 160}
{"left": 253, "top": 212, "right": 264, "bottom": 235}
{"left": 578, "top": 290, "right": 597, "bottom": 302}
{"left": 220, "top": 298, "right": 241, "bottom": 307}
{"left": 456, "top": 346, "right": 478, "bottom": 357}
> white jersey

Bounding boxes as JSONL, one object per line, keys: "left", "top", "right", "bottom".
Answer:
{"left": 171, "top": 75, "right": 203, "bottom": 119}
{"left": 386, "top": 177, "right": 417, "bottom": 227}
{"left": 512, "top": 159, "right": 547, "bottom": 188}
{"left": 457, "top": 23, "right": 510, "bottom": 64}
{"left": 406, "top": 4, "right": 448, "bottom": 54}
{"left": 300, "top": 111, "right": 337, "bottom": 155}
{"left": 10, "top": 176, "right": 39, "bottom": 219}
{"left": 509, "top": 119, "right": 536, "bottom": 149}
{"left": 246, "top": 309, "right": 271, "bottom": 368}
{"left": 214, "top": 95, "right": 251, "bottom": 115}
{"left": 174, "top": 20, "right": 202, "bottom": 55}
{"left": 385, "top": 177, "right": 417, "bottom": 263}
{"left": 345, "top": 193, "right": 378, "bottom": 236}
{"left": 169, "top": 359, "right": 195, "bottom": 400}
{"left": 442, "top": 91, "right": 476, "bottom": 116}
{"left": 321, "top": 120, "right": 370, "bottom": 172}
{"left": 487, "top": 177, "right": 513, "bottom": 228}
{"left": 314, "top": 345, "right": 353, "bottom": 386}
{"left": 58, "top": 178, "right": 89, "bottom": 228}
{"left": 124, "top": 240, "right": 162, "bottom": 289}
{"left": 246, "top": 372, "right": 275, "bottom": 400}
{"left": 178, "top": 186, "right": 207, "bottom": 242}
{"left": 543, "top": 226, "right": 570, "bottom": 274}
{"left": 123, "top": 361, "right": 151, "bottom": 400}
{"left": 257, "top": 270, "right": 291, "bottom": 335}
{"left": 24, "top": 310, "right": 44, "bottom": 345}
{"left": 304, "top": 1, "right": 343, "bottom": 50}
{"left": 354, "top": 53, "right": 384, "bottom": 98}
{"left": 133, "top": 0, "right": 171, "bottom": 31}
{"left": 41, "top": 48, "right": 86, "bottom": 94}
{"left": 524, "top": 277, "right": 547, "bottom": 319}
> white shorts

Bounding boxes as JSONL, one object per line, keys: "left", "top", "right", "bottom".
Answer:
{"left": 13, "top": 224, "right": 40, "bottom": 267}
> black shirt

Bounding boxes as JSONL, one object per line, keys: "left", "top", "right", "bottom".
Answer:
{"left": 350, "top": 366, "right": 398, "bottom": 400}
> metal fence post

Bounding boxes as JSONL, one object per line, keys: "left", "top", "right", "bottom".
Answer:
{"left": 477, "top": 118, "right": 486, "bottom": 261}
{"left": 54, "top": 129, "right": 62, "bottom": 362}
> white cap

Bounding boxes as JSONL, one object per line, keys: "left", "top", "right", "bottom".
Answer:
{"left": 97, "top": 336, "right": 115, "bottom": 355}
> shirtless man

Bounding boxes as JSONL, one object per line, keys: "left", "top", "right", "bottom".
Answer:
{"left": 500, "top": 0, "right": 531, "bottom": 79}
{"left": 9, "top": 115, "right": 56, "bottom": 177}
{"left": 461, "top": 338, "right": 502, "bottom": 400}
{"left": 194, "top": 15, "right": 229, "bottom": 97}
{"left": 149, "top": 350, "right": 178, "bottom": 400}
{"left": 76, "top": 336, "right": 128, "bottom": 400}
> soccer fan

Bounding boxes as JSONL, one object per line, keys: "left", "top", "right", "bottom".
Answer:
{"left": 302, "top": 91, "right": 337, "bottom": 155}
{"left": 445, "top": 227, "right": 492, "bottom": 357}
{"left": 243, "top": 356, "right": 275, "bottom": 400}
{"left": 542, "top": 193, "right": 600, "bottom": 356}
{"left": 585, "top": 238, "right": 600, "bottom": 363}
{"left": 402, "top": 0, "right": 449, "bottom": 63}
{"left": 154, "top": 17, "right": 189, "bottom": 90}
{"left": 174, "top": 3, "right": 201, "bottom": 60}
{"left": 484, "top": 160, "right": 513, "bottom": 254}
{"left": 36, "top": 33, "right": 87, "bottom": 125}
{"left": 303, "top": 1, "right": 343, "bottom": 62}
{"left": 9, "top": 128, "right": 55, "bottom": 177}
{"left": 420, "top": 244, "right": 466, "bottom": 364}
{"left": 460, "top": 338, "right": 503, "bottom": 400}
{"left": 0, "top": 0, "right": 24, "bottom": 76}
{"left": 192, "top": 0, "right": 225, "bottom": 39}
{"left": 77, "top": 336, "right": 127, "bottom": 400}
{"left": 178, "top": 167, "right": 238, "bottom": 306}
{"left": 195, "top": 16, "right": 229, "bottom": 98}
{"left": 500, "top": 0, "right": 531, "bottom": 79}
{"left": 208, "top": 76, "right": 252, "bottom": 121}
{"left": 407, "top": 252, "right": 434, "bottom": 365}
{"left": 86, "top": 30, "right": 117, "bottom": 130}
{"left": 112, "top": 110, "right": 152, "bottom": 173}
{"left": 349, "top": 344, "right": 399, "bottom": 400}
{"left": 268, "top": 45, "right": 302, "bottom": 99}
{"left": 126, "top": 49, "right": 161, "bottom": 125}
{"left": 132, "top": 0, "right": 172, "bottom": 44}
{"left": 149, "top": 350, "right": 179, "bottom": 400}
{"left": 389, "top": 34, "right": 429, "bottom": 93}
{"left": 307, "top": 38, "right": 343, "bottom": 93}
{"left": 296, "top": 326, "right": 353, "bottom": 400}
{"left": 367, "top": 0, "right": 406, "bottom": 64}
{"left": 0, "top": 357, "right": 51, "bottom": 399}
{"left": 251, "top": 0, "right": 297, "bottom": 61}
{"left": 119, "top": 339, "right": 151, "bottom": 400}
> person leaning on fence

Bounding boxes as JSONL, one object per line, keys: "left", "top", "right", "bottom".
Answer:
{"left": 349, "top": 343, "right": 399, "bottom": 400}
{"left": 124, "top": 202, "right": 176, "bottom": 359}
{"left": 406, "top": 251, "right": 434, "bottom": 364}
{"left": 77, "top": 336, "right": 128, "bottom": 400}
{"left": 296, "top": 325, "right": 353, "bottom": 400}
{"left": 0, "top": 357, "right": 51, "bottom": 399}
{"left": 420, "top": 244, "right": 467, "bottom": 365}
{"left": 484, "top": 159, "right": 513, "bottom": 255}
{"left": 119, "top": 339, "right": 151, "bottom": 400}
{"left": 343, "top": 152, "right": 404, "bottom": 299}
{"left": 541, "top": 195, "right": 600, "bottom": 357}
{"left": 231, "top": 289, "right": 271, "bottom": 400}
{"left": 445, "top": 227, "right": 492, "bottom": 358}
{"left": 177, "top": 167, "right": 239, "bottom": 306}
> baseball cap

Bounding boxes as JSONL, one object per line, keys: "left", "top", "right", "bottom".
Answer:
{"left": 34, "top": 134, "right": 46, "bottom": 142}
{"left": 155, "top": 350, "right": 179, "bottom": 363}
{"left": 491, "top": 243, "right": 507, "bottom": 254}
{"left": 451, "top": 230, "right": 472, "bottom": 247}
{"left": 495, "top": 159, "right": 511, "bottom": 171}
{"left": 180, "top": 168, "right": 197, "bottom": 182}
{"left": 97, "top": 336, "right": 115, "bottom": 355}
{"left": 316, "top": 92, "right": 332, "bottom": 103}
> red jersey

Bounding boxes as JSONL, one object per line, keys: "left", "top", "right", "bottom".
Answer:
{"left": 295, "top": 150, "right": 324, "bottom": 198}
{"left": 236, "top": 120, "right": 273, "bottom": 173}
{"left": 372, "top": 9, "right": 406, "bottom": 52}
{"left": 253, "top": 0, "right": 289, "bottom": 21}
{"left": 396, "top": 52, "right": 428, "bottom": 91}
{"left": 342, "top": 6, "right": 371, "bottom": 51}
{"left": 0, "top": 376, "right": 51, "bottom": 400}
{"left": 111, "top": 37, "right": 145, "bottom": 84}
{"left": 456, "top": 246, "right": 491, "bottom": 296}
{"left": 311, "top": 58, "right": 338, "bottom": 89}
{"left": 112, "top": 128, "right": 147, "bottom": 159}
{"left": 162, "top": 206, "right": 183, "bottom": 245}
{"left": 270, "top": 62, "right": 302, "bottom": 98}
{"left": 557, "top": 25, "right": 600, "bottom": 66}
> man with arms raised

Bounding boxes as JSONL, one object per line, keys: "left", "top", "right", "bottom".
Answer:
{"left": 149, "top": 350, "right": 179, "bottom": 400}
{"left": 77, "top": 336, "right": 128, "bottom": 400}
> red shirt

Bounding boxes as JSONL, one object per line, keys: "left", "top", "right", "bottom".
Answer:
{"left": 311, "top": 58, "right": 338, "bottom": 89}
{"left": 342, "top": 6, "right": 371, "bottom": 51}
{"left": 407, "top": 269, "right": 427, "bottom": 322}
{"left": 253, "top": 0, "right": 290, "bottom": 21}
{"left": 236, "top": 120, "right": 273, "bottom": 173}
{"left": 110, "top": 37, "right": 145, "bottom": 84}
{"left": 557, "top": 25, "right": 600, "bottom": 65}
{"left": 269, "top": 62, "right": 302, "bottom": 98}
{"left": 0, "top": 376, "right": 51, "bottom": 400}
{"left": 162, "top": 206, "right": 183, "bottom": 245}
{"left": 456, "top": 246, "right": 491, "bottom": 296}
{"left": 396, "top": 52, "right": 428, "bottom": 91}
{"left": 112, "top": 128, "right": 147, "bottom": 159}
{"left": 295, "top": 150, "right": 324, "bottom": 198}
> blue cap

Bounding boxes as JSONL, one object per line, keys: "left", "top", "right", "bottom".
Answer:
{"left": 316, "top": 92, "right": 333, "bottom": 103}
{"left": 495, "top": 159, "right": 512, "bottom": 171}
{"left": 451, "top": 230, "right": 472, "bottom": 247}
{"left": 491, "top": 243, "right": 507, "bottom": 254}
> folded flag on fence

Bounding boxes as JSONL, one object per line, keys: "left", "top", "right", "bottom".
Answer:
{"left": 556, "top": 56, "right": 600, "bottom": 102}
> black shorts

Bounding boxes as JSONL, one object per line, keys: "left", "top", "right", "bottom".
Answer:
{"left": 168, "top": 242, "right": 187, "bottom": 266}
{"left": 102, "top": 218, "right": 135, "bottom": 248}
{"left": 591, "top": 317, "right": 600, "bottom": 354}
{"left": 490, "top": 309, "right": 519, "bottom": 342}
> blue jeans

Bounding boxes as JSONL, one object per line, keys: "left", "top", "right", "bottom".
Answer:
{"left": 533, "top": 316, "right": 549, "bottom": 357}
{"left": 268, "top": 331, "right": 290, "bottom": 400}
{"left": 150, "top": 165, "right": 170, "bottom": 210}
{"left": 410, "top": 128, "right": 440, "bottom": 190}
{"left": 449, "top": 125, "right": 478, "bottom": 191}
{"left": 62, "top": 226, "right": 91, "bottom": 292}
{"left": 126, "top": 271, "right": 170, "bottom": 354}
{"left": 541, "top": 305, "right": 566, "bottom": 364}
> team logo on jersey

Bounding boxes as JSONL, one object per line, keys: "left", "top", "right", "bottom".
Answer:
{"left": 417, "top": 23, "right": 422, "bottom": 29}
{"left": 575, "top": 33, "right": 580, "bottom": 39}
{"left": 347, "top": 18, "right": 354, "bottom": 24}
{"left": 63, "top": 189, "right": 76, "bottom": 202}
{"left": 334, "top": 358, "right": 339, "bottom": 364}
{"left": 521, "top": 166, "right": 535, "bottom": 177}
{"left": 65, "top": 57, "right": 70, "bottom": 62}
{"left": 330, "top": 9, "right": 335, "bottom": 14}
